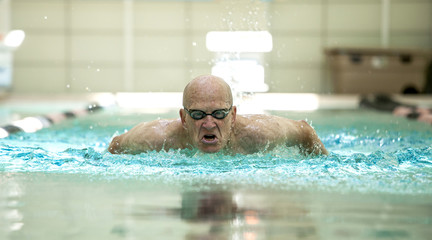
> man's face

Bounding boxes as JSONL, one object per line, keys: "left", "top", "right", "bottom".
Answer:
{"left": 180, "top": 88, "right": 236, "bottom": 153}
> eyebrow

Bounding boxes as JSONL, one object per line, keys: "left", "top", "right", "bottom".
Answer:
{"left": 185, "top": 106, "right": 231, "bottom": 112}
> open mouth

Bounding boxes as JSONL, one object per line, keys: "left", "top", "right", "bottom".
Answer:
{"left": 201, "top": 134, "right": 218, "bottom": 144}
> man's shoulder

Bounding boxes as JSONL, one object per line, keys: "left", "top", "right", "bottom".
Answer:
{"left": 234, "top": 114, "right": 285, "bottom": 138}
{"left": 128, "top": 118, "right": 185, "bottom": 150}
{"left": 236, "top": 114, "right": 294, "bottom": 128}
{"left": 234, "top": 114, "right": 304, "bottom": 140}
{"left": 138, "top": 118, "right": 183, "bottom": 136}
{"left": 231, "top": 115, "right": 284, "bottom": 153}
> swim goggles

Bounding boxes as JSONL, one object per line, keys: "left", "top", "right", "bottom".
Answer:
{"left": 184, "top": 106, "right": 232, "bottom": 120}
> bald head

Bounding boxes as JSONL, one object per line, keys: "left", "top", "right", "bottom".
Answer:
{"left": 183, "top": 75, "right": 233, "bottom": 108}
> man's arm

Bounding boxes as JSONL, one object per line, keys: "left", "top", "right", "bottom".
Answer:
{"left": 108, "top": 122, "right": 154, "bottom": 154}
{"left": 235, "top": 115, "right": 328, "bottom": 156}
{"left": 108, "top": 119, "right": 183, "bottom": 154}
{"left": 288, "top": 120, "right": 328, "bottom": 156}
{"left": 108, "top": 135, "right": 127, "bottom": 154}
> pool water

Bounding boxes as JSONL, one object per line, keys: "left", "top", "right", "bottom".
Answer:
{"left": 1, "top": 107, "right": 432, "bottom": 239}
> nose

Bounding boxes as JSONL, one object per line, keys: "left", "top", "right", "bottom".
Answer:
{"left": 202, "top": 115, "right": 217, "bottom": 129}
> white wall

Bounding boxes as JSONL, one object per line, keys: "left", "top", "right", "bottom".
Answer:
{"left": 0, "top": 0, "right": 9, "bottom": 33}
{"left": 8, "top": 0, "right": 432, "bottom": 94}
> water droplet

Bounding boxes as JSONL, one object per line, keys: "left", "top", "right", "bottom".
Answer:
{"left": 96, "top": 68, "right": 100, "bottom": 72}
{"left": 66, "top": 84, "right": 70, "bottom": 88}
{"left": 192, "top": 42, "right": 197, "bottom": 46}
{"left": 44, "top": 16, "right": 48, "bottom": 20}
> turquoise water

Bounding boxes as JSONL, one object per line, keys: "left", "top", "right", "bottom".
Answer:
{"left": 2, "top": 107, "right": 432, "bottom": 240}
{"left": 1, "top": 108, "right": 432, "bottom": 195}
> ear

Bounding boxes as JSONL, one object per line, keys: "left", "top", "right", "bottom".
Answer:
{"left": 231, "top": 106, "right": 237, "bottom": 125}
{"left": 179, "top": 109, "right": 187, "bottom": 128}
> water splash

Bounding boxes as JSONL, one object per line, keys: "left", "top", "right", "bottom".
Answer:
{"left": 1, "top": 109, "right": 432, "bottom": 195}
{"left": 1, "top": 141, "right": 432, "bottom": 195}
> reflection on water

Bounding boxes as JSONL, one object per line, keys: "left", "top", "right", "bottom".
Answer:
{"left": 0, "top": 173, "right": 25, "bottom": 240}
{"left": 2, "top": 173, "right": 431, "bottom": 240}
{"left": 179, "top": 191, "right": 314, "bottom": 240}
{"left": 181, "top": 191, "right": 237, "bottom": 222}
{"left": 181, "top": 191, "right": 263, "bottom": 240}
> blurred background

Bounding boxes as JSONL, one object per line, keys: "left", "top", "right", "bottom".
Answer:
{"left": 0, "top": 0, "right": 431, "bottom": 95}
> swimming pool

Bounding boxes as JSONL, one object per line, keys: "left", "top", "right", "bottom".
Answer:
{"left": 1, "top": 103, "right": 432, "bottom": 239}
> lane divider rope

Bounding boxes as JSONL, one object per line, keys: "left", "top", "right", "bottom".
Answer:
{"left": 0, "top": 103, "right": 103, "bottom": 138}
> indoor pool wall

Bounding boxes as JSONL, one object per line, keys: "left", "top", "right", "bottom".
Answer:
{"left": 1, "top": 93, "right": 432, "bottom": 240}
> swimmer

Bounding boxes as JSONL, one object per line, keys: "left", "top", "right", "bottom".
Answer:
{"left": 108, "top": 75, "right": 328, "bottom": 156}
{"left": 361, "top": 94, "right": 432, "bottom": 124}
